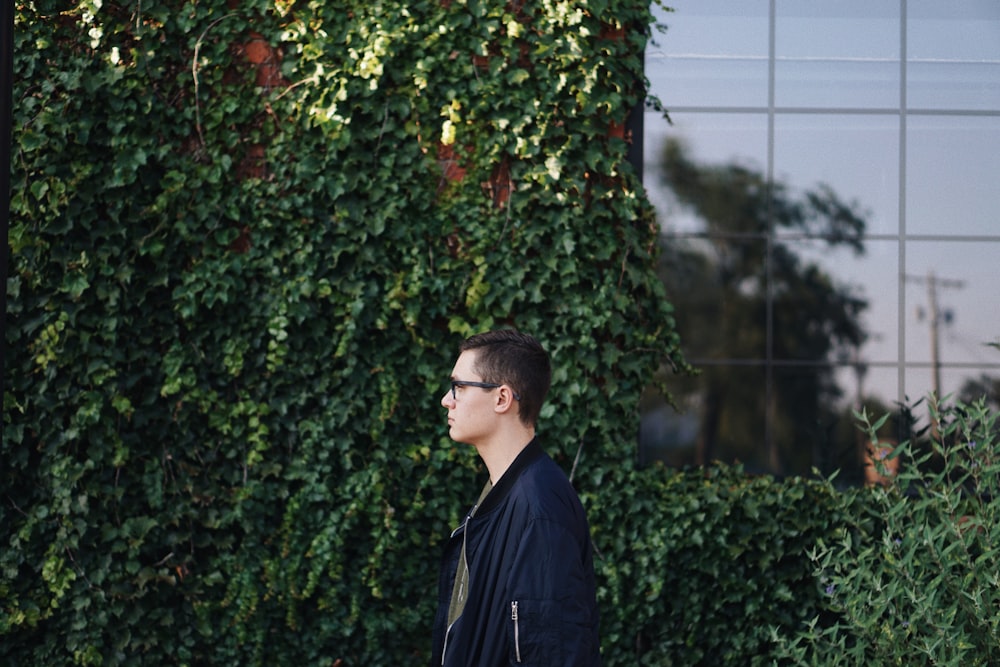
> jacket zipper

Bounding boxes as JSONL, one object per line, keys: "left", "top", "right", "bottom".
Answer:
{"left": 441, "top": 486, "right": 489, "bottom": 666}
{"left": 442, "top": 513, "right": 472, "bottom": 666}
{"left": 511, "top": 600, "right": 521, "bottom": 663}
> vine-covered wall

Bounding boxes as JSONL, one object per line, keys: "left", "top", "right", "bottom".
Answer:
{"left": 5, "top": 0, "right": 689, "bottom": 664}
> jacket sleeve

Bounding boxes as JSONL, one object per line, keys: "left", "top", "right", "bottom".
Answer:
{"left": 505, "top": 516, "right": 601, "bottom": 667}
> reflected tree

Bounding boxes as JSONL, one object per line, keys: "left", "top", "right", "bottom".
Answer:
{"left": 957, "top": 339, "right": 1000, "bottom": 409}
{"left": 959, "top": 373, "right": 1000, "bottom": 411}
{"left": 650, "top": 138, "right": 870, "bottom": 475}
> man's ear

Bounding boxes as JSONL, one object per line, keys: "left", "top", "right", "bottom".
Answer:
{"left": 494, "top": 386, "right": 517, "bottom": 415}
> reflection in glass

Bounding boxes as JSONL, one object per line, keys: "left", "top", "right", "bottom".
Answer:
{"left": 906, "top": 116, "right": 1000, "bottom": 236}
{"left": 647, "top": 0, "right": 770, "bottom": 108}
{"left": 659, "top": 234, "right": 770, "bottom": 362}
{"left": 772, "top": 365, "right": 864, "bottom": 477}
{"left": 644, "top": 114, "right": 767, "bottom": 233}
{"left": 903, "top": 241, "right": 998, "bottom": 372}
{"left": 776, "top": 60, "right": 900, "bottom": 109}
{"left": 908, "top": 0, "right": 1000, "bottom": 110}
{"left": 909, "top": 0, "right": 1000, "bottom": 61}
{"left": 650, "top": 0, "right": 769, "bottom": 57}
{"left": 640, "top": 1, "right": 1000, "bottom": 479}
{"left": 775, "top": 1, "right": 900, "bottom": 108}
{"left": 908, "top": 63, "right": 1000, "bottom": 111}
{"left": 900, "top": 367, "right": 1000, "bottom": 431}
{"left": 953, "top": 367, "right": 1000, "bottom": 410}
{"left": 647, "top": 141, "right": 871, "bottom": 476}
{"left": 640, "top": 365, "right": 767, "bottom": 470}
{"left": 795, "top": 239, "right": 901, "bottom": 369}
{"left": 647, "top": 58, "right": 770, "bottom": 109}
{"left": 833, "top": 365, "right": 902, "bottom": 413}
{"left": 774, "top": 114, "right": 899, "bottom": 236}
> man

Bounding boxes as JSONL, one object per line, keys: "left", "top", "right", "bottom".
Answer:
{"left": 430, "top": 329, "right": 601, "bottom": 666}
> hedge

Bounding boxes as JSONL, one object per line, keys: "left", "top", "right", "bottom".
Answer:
{"left": 593, "top": 463, "right": 857, "bottom": 666}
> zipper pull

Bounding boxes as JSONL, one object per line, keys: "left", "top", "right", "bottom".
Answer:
{"left": 511, "top": 601, "right": 521, "bottom": 663}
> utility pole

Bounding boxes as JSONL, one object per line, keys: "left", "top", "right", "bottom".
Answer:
{"left": 909, "top": 270, "right": 965, "bottom": 399}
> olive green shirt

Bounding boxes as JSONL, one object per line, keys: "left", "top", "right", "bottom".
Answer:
{"left": 446, "top": 481, "right": 493, "bottom": 628}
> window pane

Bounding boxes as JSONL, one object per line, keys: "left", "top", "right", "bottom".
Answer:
{"left": 772, "top": 364, "right": 856, "bottom": 475}
{"left": 647, "top": 0, "right": 770, "bottom": 108}
{"left": 774, "top": 114, "right": 900, "bottom": 236}
{"left": 639, "top": 364, "right": 768, "bottom": 468}
{"left": 903, "top": 240, "right": 1000, "bottom": 379}
{"left": 902, "top": 367, "right": 994, "bottom": 425}
{"left": 777, "top": 238, "right": 900, "bottom": 362}
{"left": 776, "top": 60, "right": 899, "bottom": 109}
{"left": 908, "top": 0, "right": 1000, "bottom": 110}
{"left": 771, "top": 240, "right": 867, "bottom": 363}
{"left": 685, "top": 365, "right": 770, "bottom": 467}
{"left": 638, "top": 393, "right": 700, "bottom": 467}
{"left": 646, "top": 114, "right": 768, "bottom": 233}
{"left": 659, "top": 237, "right": 770, "bottom": 361}
{"left": 847, "top": 240, "right": 902, "bottom": 365}
{"left": 834, "top": 364, "right": 902, "bottom": 411}
{"left": 776, "top": 0, "right": 901, "bottom": 108}
{"left": 906, "top": 116, "right": 1000, "bottom": 235}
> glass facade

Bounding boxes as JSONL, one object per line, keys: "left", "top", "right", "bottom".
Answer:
{"left": 641, "top": 1, "right": 1000, "bottom": 478}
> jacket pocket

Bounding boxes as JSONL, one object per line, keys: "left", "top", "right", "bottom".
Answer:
{"left": 507, "top": 599, "right": 561, "bottom": 666}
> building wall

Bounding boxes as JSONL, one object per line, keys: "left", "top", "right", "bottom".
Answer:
{"left": 641, "top": 0, "right": 1000, "bottom": 474}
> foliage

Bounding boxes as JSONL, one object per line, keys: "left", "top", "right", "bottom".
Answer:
{"left": 592, "top": 462, "right": 856, "bottom": 667}
{"left": 4, "top": 0, "right": 686, "bottom": 664}
{"left": 957, "top": 338, "right": 1000, "bottom": 410}
{"left": 775, "top": 396, "right": 1000, "bottom": 666}
{"left": 647, "top": 137, "right": 870, "bottom": 475}
{"left": 959, "top": 374, "right": 1000, "bottom": 411}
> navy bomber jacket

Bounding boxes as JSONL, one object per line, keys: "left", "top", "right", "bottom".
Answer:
{"left": 429, "top": 438, "right": 601, "bottom": 666}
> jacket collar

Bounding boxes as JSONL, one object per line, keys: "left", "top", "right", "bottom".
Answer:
{"left": 476, "top": 437, "right": 543, "bottom": 515}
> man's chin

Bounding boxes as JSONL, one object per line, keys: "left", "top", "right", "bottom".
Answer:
{"left": 448, "top": 429, "right": 474, "bottom": 447}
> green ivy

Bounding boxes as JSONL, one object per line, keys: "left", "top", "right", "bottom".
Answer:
{"left": 5, "top": 0, "right": 690, "bottom": 664}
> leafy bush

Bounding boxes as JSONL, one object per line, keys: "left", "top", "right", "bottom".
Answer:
{"left": 593, "top": 463, "right": 856, "bottom": 667}
{"left": 775, "top": 397, "right": 1000, "bottom": 666}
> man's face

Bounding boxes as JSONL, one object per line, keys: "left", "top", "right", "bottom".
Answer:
{"left": 441, "top": 350, "right": 499, "bottom": 446}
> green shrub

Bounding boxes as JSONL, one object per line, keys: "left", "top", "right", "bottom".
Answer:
{"left": 775, "top": 397, "right": 1000, "bottom": 666}
{"left": 593, "top": 463, "right": 857, "bottom": 667}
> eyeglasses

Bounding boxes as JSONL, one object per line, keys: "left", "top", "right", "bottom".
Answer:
{"left": 450, "top": 380, "right": 521, "bottom": 402}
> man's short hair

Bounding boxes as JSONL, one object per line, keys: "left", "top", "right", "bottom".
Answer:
{"left": 460, "top": 330, "right": 551, "bottom": 427}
